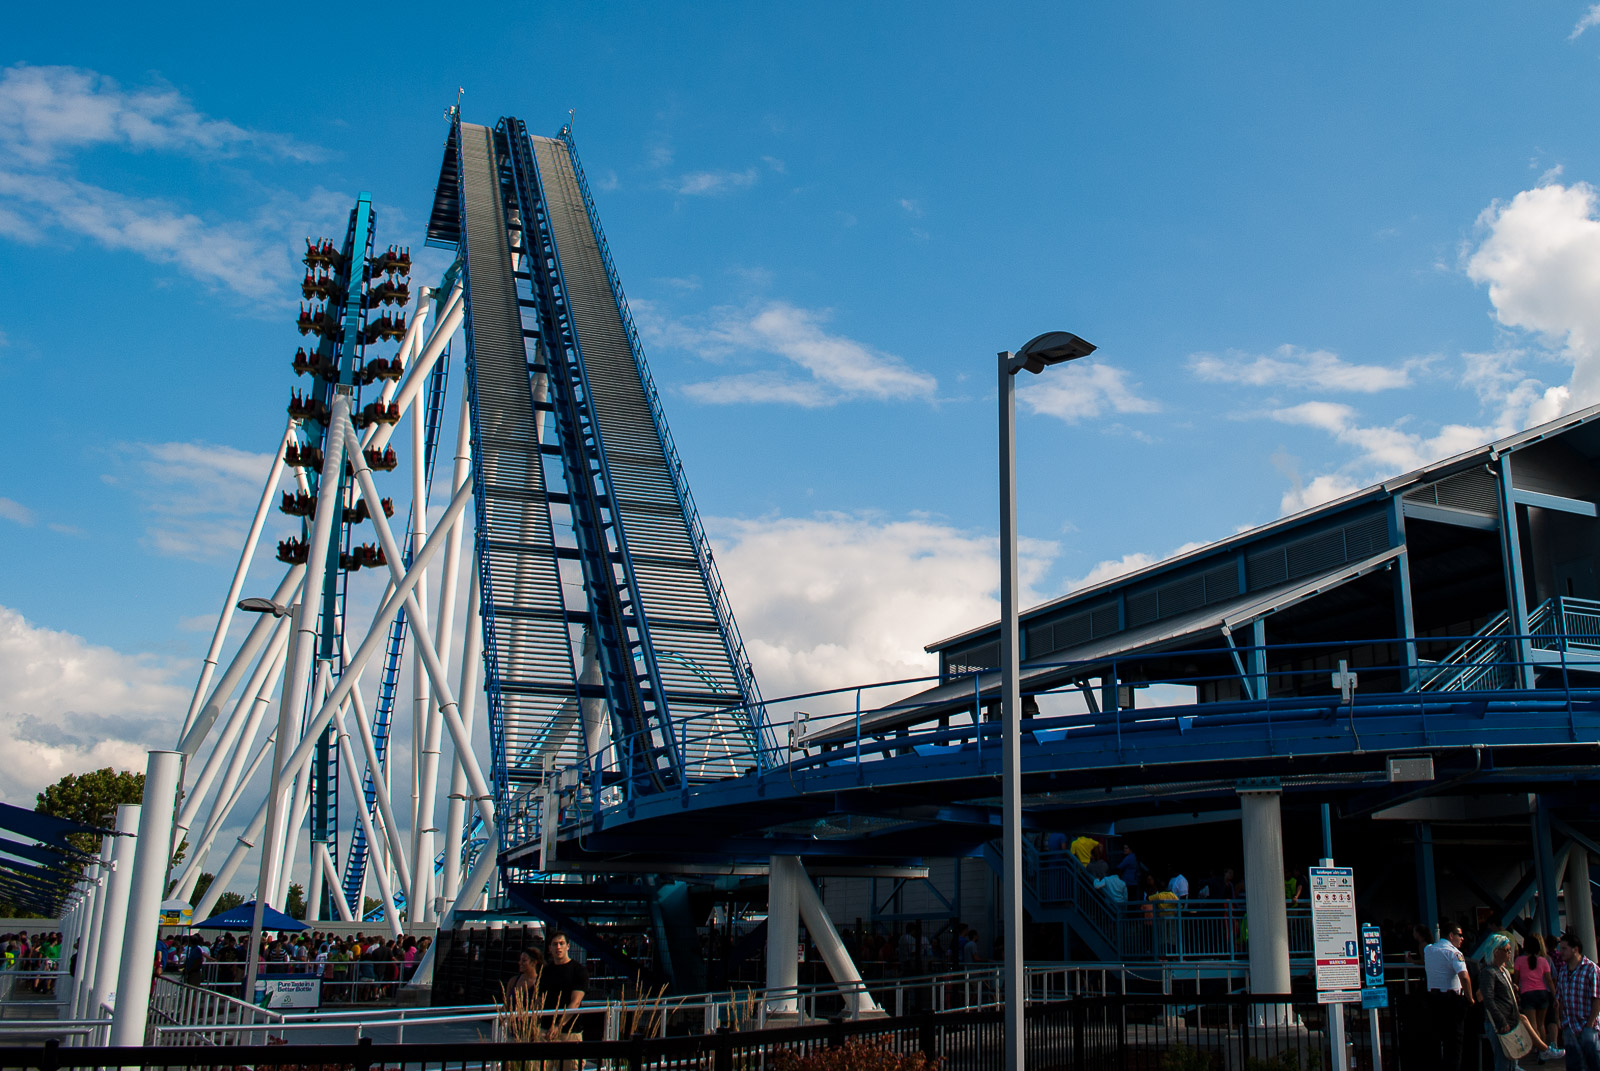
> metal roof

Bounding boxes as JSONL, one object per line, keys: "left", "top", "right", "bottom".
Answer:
{"left": 926, "top": 400, "right": 1600, "bottom": 655}
{"left": 804, "top": 545, "right": 1403, "bottom": 747}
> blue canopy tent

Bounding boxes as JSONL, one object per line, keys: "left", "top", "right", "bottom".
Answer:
{"left": 191, "top": 901, "right": 308, "bottom": 931}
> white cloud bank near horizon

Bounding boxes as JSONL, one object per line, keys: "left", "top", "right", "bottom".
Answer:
{"left": 0, "top": 605, "right": 184, "bottom": 806}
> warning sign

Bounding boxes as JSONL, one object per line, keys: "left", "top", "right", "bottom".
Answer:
{"left": 1310, "top": 865, "right": 1359, "bottom": 992}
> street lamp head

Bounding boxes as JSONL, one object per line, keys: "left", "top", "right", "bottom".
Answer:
{"left": 1014, "top": 331, "right": 1096, "bottom": 375}
{"left": 237, "top": 597, "right": 295, "bottom": 618}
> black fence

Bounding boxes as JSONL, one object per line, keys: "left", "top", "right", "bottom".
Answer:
{"left": 0, "top": 990, "right": 1504, "bottom": 1070}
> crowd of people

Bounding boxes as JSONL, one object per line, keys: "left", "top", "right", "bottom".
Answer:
{"left": 158, "top": 930, "right": 433, "bottom": 1001}
{"left": 0, "top": 931, "right": 65, "bottom": 991}
{"left": 1418, "top": 922, "right": 1600, "bottom": 1071}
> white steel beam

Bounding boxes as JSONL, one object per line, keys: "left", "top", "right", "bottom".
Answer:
{"left": 179, "top": 422, "right": 294, "bottom": 743}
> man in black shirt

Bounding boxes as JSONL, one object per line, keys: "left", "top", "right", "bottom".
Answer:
{"left": 538, "top": 931, "right": 588, "bottom": 1013}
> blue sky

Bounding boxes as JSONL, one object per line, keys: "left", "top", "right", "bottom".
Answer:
{"left": 4, "top": 3, "right": 1600, "bottom": 804}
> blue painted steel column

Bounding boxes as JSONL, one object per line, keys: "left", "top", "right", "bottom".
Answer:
{"left": 1533, "top": 796, "right": 1562, "bottom": 938}
{"left": 1414, "top": 822, "right": 1437, "bottom": 935}
{"left": 1249, "top": 619, "right": 1268, "bottom": 702}
{"left": 1387, "top": 497, "right": 1418, "bottom": 687}
{"left": 1497, "top": 457, "right": 1536, "bottom": 688}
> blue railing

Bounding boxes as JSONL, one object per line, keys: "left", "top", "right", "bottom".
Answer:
{"left": 506, "top": 623, "right": 1600, "bottom": 849}
{"left": 1032, "top": 850, "right": 1312, "bottom": 963}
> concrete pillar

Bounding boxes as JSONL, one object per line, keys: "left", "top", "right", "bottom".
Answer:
{"left": 1566, "top": 845, "right": 1597, "bottom": 961}
{"left": 111, "top": 751, "right": 182, "bottom": 1046}
{"left": 766, "top": 854, "right": 800, "bottom": 1017}
{"left": 1238, "top": 784, "right": 1291, "bottom": 998}
{"left": 88, "top": 804, "right": 141, "bottom": 1024}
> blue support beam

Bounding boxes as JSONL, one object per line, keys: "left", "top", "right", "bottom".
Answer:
{"left": 1414, "top": 822, "right": 1437, "bottom": 936}
{"left": 1534, "top": 795, "right": 1561, "bottom": 937}
{"left": 1498, "top": 457, "right": 1537, "bottom": 689}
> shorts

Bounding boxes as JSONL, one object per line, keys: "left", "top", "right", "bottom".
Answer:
{"left": 1520, "top": 989, "right": 1551, "bottom": 1012}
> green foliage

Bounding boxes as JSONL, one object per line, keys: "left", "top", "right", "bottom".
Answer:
{"left": 213, "top": 891, "right": 245, "bottom": 914}
{"left": 1162, "top": 1043, "right": 1221, "bottom": 1071}
{"left": 189, "top": 872, "right": 214, "bottom": 905}
{"left": 363, "top": 896, "right": 383, "bottom": 918}
{"left": 35, "top": 768, "right": 145, "bottom": 858}
{"left": 286, "top": 882, "right": 306, "bottom": 920}
{"left": 35, "top": 767, "right": 187, "bottom": 867}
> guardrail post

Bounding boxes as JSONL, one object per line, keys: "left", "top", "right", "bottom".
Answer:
{"left": 918, "top": 1014, "right": 936, "bottom": 1061}
{"left": 355, "top": 1035, "right": 374, "bottom": 1071}
{"left": 714, "top": 1027, "right": 733, "bottom": 1071}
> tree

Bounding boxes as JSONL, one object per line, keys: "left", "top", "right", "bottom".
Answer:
{"left": 35, "top": 767, "right": 187, "bottom": 869}
{"left": 35, "top": 768, "right": 145, "bottom": 859}
{"left": 190, "top": 872, "right": 215, "bottom": 906}
{"left": 214, "top": 892, "right": 244, "bottom": 913}
{"left": 286, "top": 883, "right": 306, "bottom": 920}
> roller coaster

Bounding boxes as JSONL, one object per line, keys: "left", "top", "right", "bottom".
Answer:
{"left": 165, "top": 108, "right": 1600, "bottom": 1000}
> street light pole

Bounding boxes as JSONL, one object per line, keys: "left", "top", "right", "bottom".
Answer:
{"left": 997, "top": 331, "right": 1096, "bottom": 1071}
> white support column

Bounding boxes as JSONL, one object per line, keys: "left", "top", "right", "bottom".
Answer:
{"left": 442, "top": 562, "right": 482, "bottom": 909}
{"left": 306, "top": 837, "right": 325, "bottom": 924}
{"left": 179, "top": 422, "right": 294, "bottom": 742}
{"left": 766, "top": 855, "right": 801, "bottom": 1018}
{"left": 363, "top": 285, "right": 464, "bottom": 452}
{"left": 174, "top": 641, "right": 289, "bottom": 899}
{"left": 246, "top": 397, "right": 349, "bottom": 989}
{"left": 176, "top": 616, "right": 291, "bottom": 841}
{"left": 319, "top": 844, "right": 355, "bottom": 922}
{"left": 410, "top": 829, "right": 497, "bottom": 988}
{"left": 177, "top": 565, "right": 306, "bottom": 756}
{"left": 416, "top": 388, "right": 473, "bottom": 925}
{"left": 88, "top": 804, "right": 140, "bottom": 1021}
{"left": 110, "top": 751, "right": 181, "bottom": 1047}
{"left": 1567, "top": 846, "right": 1597, "bottom": 961}
{"left": 72, "top": 841, "right": 109, "bottom": 1025}
{"left": 779, "top": 855, "right": 881, "bottom": 1017}
{"left": 332, "top": 693, "right": 413, "bottom": 912}
{"left": 1239, "top": 783, "right": 1292, "bottom": 1018}
{"left": 408, "top": 398, "right": 431, "bottom": 902}
{"left": 336, "top": 654, "right": 415, "bottom": 902}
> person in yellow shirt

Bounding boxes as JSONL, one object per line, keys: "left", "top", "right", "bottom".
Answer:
{"left": 1070, "top": 835, "right": 1099, "bottom": 867}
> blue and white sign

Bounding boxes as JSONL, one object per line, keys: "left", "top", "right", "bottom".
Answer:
{"left": 254, "top": 975, "right": 322, "bottom": 1009}
{"left": 1309, "top": 866, "right": 1359, "bottom": 992}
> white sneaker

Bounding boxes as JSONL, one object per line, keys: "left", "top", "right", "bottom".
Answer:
{"left": 1540, "top": 1046, "right": 1565, "bottom": 1062}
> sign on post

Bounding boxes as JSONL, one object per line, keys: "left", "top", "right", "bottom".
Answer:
{"left": 253, "top": 975, "right": 322, "bottom": 1009}
{"left": 1310, "top": 865, "right": 1359, "bottom": 993}
{"left": 1361, "top": 922, "right": 1388, "bottom": 1007}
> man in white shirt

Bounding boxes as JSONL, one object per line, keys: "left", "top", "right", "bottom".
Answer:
{"left": 1423, "top": 923, "right": 1475, "bottom": 1071}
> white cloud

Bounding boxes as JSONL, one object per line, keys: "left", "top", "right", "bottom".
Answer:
{"left": 1468, "top": 182, "right": 1600, "bottom": 410}
{"left": 898, "top": 198, "right": 924, "bottom": 218}
{"left": 0, "top": 605, "right": 185, "bottom": 806}
{"left": 1188, "top": 345, "right": 1420, "bottom": 392}
{"left": 1267, "top": 401, "right": 1496, "bottom": 513}
{"left": 1019, "top": 362, "right": 1159, "bottom": 423}
{"left": 1572, "top": 3, "right": 1600, "bottom": 38}
{"left": 0, "top": 64, "right": 318, "bottom": 167}
{"left": 672, "top": 168, "right": 758, "bottom": 196}
{"left": 639, "top": 299, "right": 938, "bottom": 406}
{"left": 0, "top": 497, "right": 34, "bottom": 526}
{"left": 0, "top": 170, "right": 288, "bottom": 297}
{"left": 710, "top": 512, "right": 1056, "bottom": 700}
{"left": 112, "top": 440, "right": 284, "bottom": 559}
{"left": 0, "top": 64, "right": 329, "bottom": 300}
{"left": 1279, "top": 474, "right": 1364, "bottom": 515}
{"left": 1064, "top": 542, "right": 1208, "bottom": 593}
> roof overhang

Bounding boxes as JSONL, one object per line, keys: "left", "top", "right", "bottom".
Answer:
{"left": 804, "top": 545, "right": 1403, "bottom": 747}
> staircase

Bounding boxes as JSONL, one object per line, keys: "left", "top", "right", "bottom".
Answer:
{"left": 1412, "top": 597, "right": 1600, "bottom": 692}
{"left": 981, "top": 841, "right": 1119, "bottom": 961}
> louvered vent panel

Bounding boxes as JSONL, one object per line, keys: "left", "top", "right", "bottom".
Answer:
{"left": 1402, "top": 469, "right": 1500, "bottom": 516}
